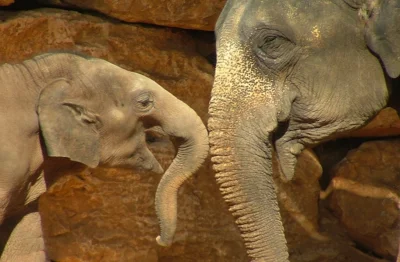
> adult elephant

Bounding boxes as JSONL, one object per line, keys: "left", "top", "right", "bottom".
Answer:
{"left": 0, "top": 52, "right": 209, "bottom": 261}
{"left": 207, "top": 0, "right": 399, "bottom": 261}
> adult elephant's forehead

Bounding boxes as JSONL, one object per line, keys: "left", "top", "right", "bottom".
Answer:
{"left": 231, "top": 0, "right": 351, "bottom": 43}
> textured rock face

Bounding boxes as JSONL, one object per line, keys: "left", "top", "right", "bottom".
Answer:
{"left": 275, "top": 150, "right": 324, "bottom": 245}
{"left": 39, "top": 146, "right": 324, "bottom": 262}
{"left": 39, "top": 0, "right": 227, "bottom": 30}
{"left": 347, "top": 107, "right": 400, "bottom": 138}
{"left": 347, "top": 84, "right": 400, "bottom": 138}
{"left": 0, "top": 0, "right": 13, "bottom": 6}
{"left": 40, "top": 161, "right": 248, "bottom": 262}
{"left": 327, "top": 140, "right": 400, "bottom": 260}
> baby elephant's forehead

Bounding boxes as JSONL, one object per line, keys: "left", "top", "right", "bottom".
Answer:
{"left": 128, "top": 72, "right": 158, "bottom": 92}
{"left": 86, "top": 61, "right": 130, "bottom": 84}
{"left": 82, "top": 60, "right": 156, "bottom": 96}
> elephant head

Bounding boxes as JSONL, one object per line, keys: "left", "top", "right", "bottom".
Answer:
{"left": 208, "top": 0, "right": 399, "bottom": 261}
{"left": 34, "top": 53, "right": 209, "bottom": 246}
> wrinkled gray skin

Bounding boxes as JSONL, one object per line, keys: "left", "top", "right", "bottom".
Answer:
{"left": 208, "top": 0, "right": 399, "bottom": 261}
{"left": 0, "top": 53, "right": 209, "bottom": 261}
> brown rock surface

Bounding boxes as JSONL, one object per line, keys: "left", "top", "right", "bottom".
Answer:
{"left": 288, "top": 205, "right": 391, "bottom": 262}
{"left": 276, "top": 148, "right": 391, "bottom": 262}
{"left": 327, "top": 139, "right": 400, "bottom": 260}
{"left": 40, "top": 155, "right": 247, "bottom": 262}
{"left": 38, "top": 0, "right": 227, "bottom": 30}
{"left": 346, "top": 82, "right": 400, "bottom": 138}
{"left": 348, "top": 107, "right": 400, "bottom": 138}
{"left": 0, "top": 0, "right": 13, "bottom": 6}
{"left": 274, "top": 149, "right": 326, "bottom": 244}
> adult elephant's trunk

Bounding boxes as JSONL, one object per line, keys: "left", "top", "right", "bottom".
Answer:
{"left": 207, "top": 12, "right": 291, "bottom": 256}
{"left": 150, "top": 87, "right": 209, "bottom": 247}
{"left": 208, "top": 105, "right": 289, "bottom": 262}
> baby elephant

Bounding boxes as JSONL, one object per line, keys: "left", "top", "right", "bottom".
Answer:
{"left": 0, "top": 53, "right": 209, "bottom": 261}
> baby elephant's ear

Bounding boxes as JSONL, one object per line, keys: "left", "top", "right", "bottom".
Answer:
{"left": 364, "top": 0, "right": 400, "bottom": 78}
{"left": 38, "top": 78, "right": 100, "bottom": 168}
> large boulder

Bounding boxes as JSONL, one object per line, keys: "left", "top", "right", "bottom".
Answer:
{"left": 347, "top": 107, "right": 400, "bottom": 138}
{"left": 347, "top": 81, "right": 400, "bottom": 138}
{"left": 38, "top": 0, "right": 227, "bottom": 30}
{"left": 0, "top": 0, "right": 13, "bottom": 6}
{"left": 327, "top": 139, "right": 400, "bottom": 261}
{"left": 274, "top": 150, "right": 325, "bottom": 245}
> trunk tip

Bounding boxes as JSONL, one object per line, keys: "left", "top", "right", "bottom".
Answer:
{"left": 156, "top": 235, "right": 172, "bottom": 247}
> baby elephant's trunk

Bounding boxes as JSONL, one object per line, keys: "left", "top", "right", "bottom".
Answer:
{"left": 152, "top": 92, "right": 209, "bottom": 247}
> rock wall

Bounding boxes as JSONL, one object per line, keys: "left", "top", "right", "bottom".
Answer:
{"left": 0, "top": 2, "right": 399, "bottom": 262}
{"left": 328, "top": 140, "right": 400, "bottom": 259}
{"left": 0, "top": 0, "right": 13, "bottom": 6}
{"left": 38, "top": 0, "right": 227, "bottom": 30}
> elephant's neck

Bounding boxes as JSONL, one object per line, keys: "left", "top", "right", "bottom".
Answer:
{"left": 0, "top": 53, "right": 85, "bottom": 113}
{"left": 8, "top": 61, "right": 48, "bottom": 94}
{"left": 16, "top": 54, "right": 81, "bottom": 90}
{"left": 0, "top": 61, "right": 45, "bottom": 107}
{"left": 4, "top": 53, "right": 85, "bottom": 96}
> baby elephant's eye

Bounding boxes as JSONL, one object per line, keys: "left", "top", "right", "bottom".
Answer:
{"left": 136, "top": 92, "right": 154, "bottom": 112}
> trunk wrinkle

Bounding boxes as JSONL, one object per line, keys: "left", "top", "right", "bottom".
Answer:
{"left": 154, "top": 112, "right": 209, "bottom": 247}
{"left": 209, "top": 117, "right": 289, "bottom": 262}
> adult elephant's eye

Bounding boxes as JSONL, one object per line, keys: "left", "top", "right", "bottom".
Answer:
{"left": 257, "top": 34, "right": 292, "bottom": 59}
{"left": 136, "top": 92, "right": 154, "bottom": 112}
{"left": 253, "top": 30, "right": 297, "bottom": 70}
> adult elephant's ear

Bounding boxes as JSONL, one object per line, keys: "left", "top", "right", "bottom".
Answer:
{"left": 38, "top": 78, "right": 101, "bottom": 168}
{"left": 363, "top": 0, "right": 400, "bottom": 78}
